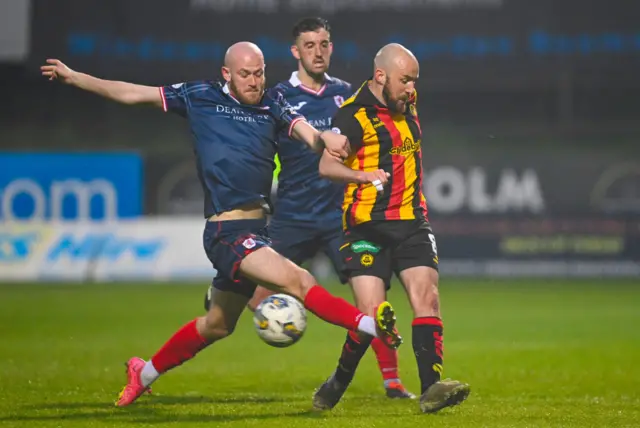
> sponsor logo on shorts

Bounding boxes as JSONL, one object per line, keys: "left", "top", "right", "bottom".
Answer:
{"left": 351, "top": 240, "right": 380, "bottom": 254}
{"left": 360, "top": 253, "right": 374, "bottom": 267}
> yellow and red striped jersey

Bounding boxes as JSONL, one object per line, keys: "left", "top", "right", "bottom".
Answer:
{"left": 332, "top": 81, "right": 427, "bottom": 230}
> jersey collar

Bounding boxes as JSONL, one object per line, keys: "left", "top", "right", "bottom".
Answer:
{"left": 222, "top": 83, "right": 240, "bottom": 104}
{"left": 289, "top": 71, "right": 330, "bottom": 96}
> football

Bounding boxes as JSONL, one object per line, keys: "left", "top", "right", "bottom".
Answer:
{"left": 253, "top": 294, "right": 307, "bottom": 348}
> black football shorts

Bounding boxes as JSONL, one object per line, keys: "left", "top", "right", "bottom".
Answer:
{"left": 339, "top": 218, "right": 439, "bottom": 287}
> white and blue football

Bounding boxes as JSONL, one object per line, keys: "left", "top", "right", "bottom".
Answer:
{"left": 253, "top": 294, "right": 307, "bottom": 348}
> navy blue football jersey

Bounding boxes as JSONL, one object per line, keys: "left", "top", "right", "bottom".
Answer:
{"left": 271, "top": 72, "right": 353, "bottom": 223}
{"left": 160, "top": 81, "right": 304, "bottom": 218}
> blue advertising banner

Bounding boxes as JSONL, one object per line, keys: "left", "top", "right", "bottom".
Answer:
{"left": 0, "top": 153, "right": 143, "bottom": 221}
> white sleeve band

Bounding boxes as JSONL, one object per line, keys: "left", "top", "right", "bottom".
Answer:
{"left": 159, "top": 87, "right": 167, "bottom": 112}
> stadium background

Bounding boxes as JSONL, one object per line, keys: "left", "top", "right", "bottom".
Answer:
{"left": 0, "top": 1, "right": 639, "bottom": 427}
{"left": 2, "top": 0, "right": 638, "bottom": 280}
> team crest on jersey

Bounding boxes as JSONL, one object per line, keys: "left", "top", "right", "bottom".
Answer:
{"left": 334, "top": 95, "right": 345, "bottom": 107}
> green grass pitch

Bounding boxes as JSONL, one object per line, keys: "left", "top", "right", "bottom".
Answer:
{"left": 0, "top": 279, "right": 639, "bottom": 427}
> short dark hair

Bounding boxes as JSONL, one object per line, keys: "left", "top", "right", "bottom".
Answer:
{"left": 292, "top": 17, "right": 331, "bottom": 40}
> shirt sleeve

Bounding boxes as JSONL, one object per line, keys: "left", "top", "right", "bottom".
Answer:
{"left": 264, "top": 88, "right": 305, "bottom": 137}
{"left": 159, "top": 81, "right": 209, "bottom": 117}
{"left": 332, "top": 107, "right": 364, "bottom": 152}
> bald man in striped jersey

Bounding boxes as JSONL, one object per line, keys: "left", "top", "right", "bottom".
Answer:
{"left": 315, "top": 43, "right": 471, "bottom": 414}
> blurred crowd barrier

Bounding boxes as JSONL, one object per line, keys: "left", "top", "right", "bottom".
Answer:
{"left": 1, "top": 0, "right": 638, "bottom": 281}
{"left": 1, "top": 151, "right": 638, "bottom": 282}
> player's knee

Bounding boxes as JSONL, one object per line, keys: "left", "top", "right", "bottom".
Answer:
{"left": 290, "top": 267, "right": 317, "bottom": 300}
{"left": 198, "top": 315, "right": 236, "bottom": 341}
{"left": 204, "top": 323, "right": 235, "bottom": 341}
{"left": 351, "top": 277, "right": 388, "bottom": 316}
{"left": 407, "top": 276, "right": 440, "bottom": 317}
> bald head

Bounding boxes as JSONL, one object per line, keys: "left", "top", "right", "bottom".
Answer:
{"left": 224, "top": 41, "right": 264, "bottom": 69}
{"left": 370, "top": 43, "right": 419, "bottom": 114}
{"left": 221, "top": 41, "right": 266, "bottom": 105}
{"left": 374, "top": 43, "right": 418, "bottom": 74}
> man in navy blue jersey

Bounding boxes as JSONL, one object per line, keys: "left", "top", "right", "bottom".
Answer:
{"left": 41, "top": 41, "right": 400, "bottom": 407}
{"left": 205, "top": 18, "right": 413, "bottom": 399}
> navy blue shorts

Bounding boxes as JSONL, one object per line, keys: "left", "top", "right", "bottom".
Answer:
{"left": 204, "top": 219, "right": 270, "bottom": 298}
{"left": 269, "top": 219, "right": 348, "bottom": 284}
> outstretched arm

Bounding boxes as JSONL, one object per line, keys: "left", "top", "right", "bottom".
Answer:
{"left": 41, "top": 59, "right": 162, "bottom": 107}
{"left": 317, "top": 109, "right": 388, "bottom": 193}
{"left": 266, "top": 88, "right": 350, "bottom": 158}
{"left": 290, "top": 122, "right": 350, "bottom": 159}
{"left": 319, "top": 150, "right": 389, "bottom": 193}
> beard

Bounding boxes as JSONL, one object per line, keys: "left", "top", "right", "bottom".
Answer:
{"left": 382, "top": 82, "right": 407, "bottom": 114}
{"left": 302, "top": 58, "right": 328, "bottom": 80}
{"left": 230, "top": 80, "right": 262, "bottom": 105}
